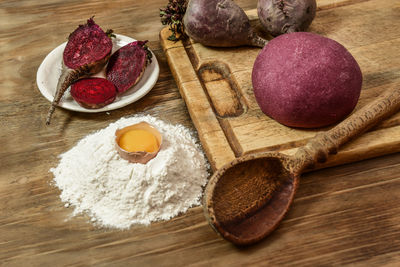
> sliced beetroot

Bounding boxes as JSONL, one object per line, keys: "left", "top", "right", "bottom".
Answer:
{"left": 183, "top": 0, "right": 267, "bottom": 47}
{"left": 106, "top": 41, "right": 152, "bottom": 94}
{"left": 70, "top": 78, "right": 117, "bottom": 109}
{"left": 46, "top": 17, "right": 113, "bottom": 125}
{"left": 257, "top": 0, "right": 316, "bottom": 36}
{"left": 63, "top": 18, "right": 113, "bottom": 69}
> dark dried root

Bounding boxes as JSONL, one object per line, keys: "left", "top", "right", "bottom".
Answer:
{"left": 160, "top": 0, "right": 188, "bottom": 41}
{"left": 250, "top": 34, "right": 268, "bottom": 48}
{"left": 140, "top": 41, "right": 153, "bottom": 64}
{"left": 46, "top": 66, "right": 86, "bottom": 125}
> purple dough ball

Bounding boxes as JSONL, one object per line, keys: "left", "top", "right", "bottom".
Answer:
{"left": 252, "top": 32, "right": 362, "bottom": 128}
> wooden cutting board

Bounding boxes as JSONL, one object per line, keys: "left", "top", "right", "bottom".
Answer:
{"left": 160, "top": 0, "right": 400, "bottom": 171}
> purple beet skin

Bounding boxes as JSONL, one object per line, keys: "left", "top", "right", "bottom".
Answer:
{"left": 258, "top": 0, "right": 316, "bottom": 36}
{"left": 183, "top": 0, "right": 267, "bottom": 47}
{"left": 106, "top": 41, "right": 152, "bottom": 94}
{"left": 252, "top": 32, "right": 362, "bottom": 128}
{"left": 71, "top": 78, "right": 117, "bottom": 109}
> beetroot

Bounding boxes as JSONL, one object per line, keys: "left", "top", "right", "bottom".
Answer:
{"left": 70, "top": 78, "right": 117, "bottom": 109}
{"left": 46, "top": 17, "right": 113, "bottom": 124}
{"left": 160, "top": 0, "right": 267, "bottom": 47}
{"left": 183, "top": 0, "right": 267, "bottom": 47}
{"left": 252, "top": 32, "right": 362, "bottom": 128}
{"left": 258, "top": 0, "right": 316, "bottom": 36}
{"left": 106, "top": 41, "right": 152, "bottom": 94}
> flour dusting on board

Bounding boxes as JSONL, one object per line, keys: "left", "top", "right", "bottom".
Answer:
{"left": 51, "top": 115, "right": 209, "bottom": 229}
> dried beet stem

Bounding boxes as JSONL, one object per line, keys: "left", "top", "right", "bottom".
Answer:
{"left": 249, "top": 33, "right": 268, "bottom": 48}
{"left": 105, "top": 29, "right": 116, "bottom": 39}
{"left": 160, "top": 0, "right": 188, "bottom": 41}
{"left": 142, "top": 42, "right": 153, "bottom": 64}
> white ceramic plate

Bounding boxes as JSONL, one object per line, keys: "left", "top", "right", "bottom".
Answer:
{"left": 36, "top": 34, "right": 159, "bottom": 113}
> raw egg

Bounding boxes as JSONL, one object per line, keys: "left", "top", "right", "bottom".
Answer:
{"left": 119, "top": 129, "right": 159, "bottom": 153}
{"left": 115, "top": 122, "right": 162, "bottom": 164}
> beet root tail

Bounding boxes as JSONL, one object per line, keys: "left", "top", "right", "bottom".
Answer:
{"left": 46, "top": 65, "right": 87, "bottom": 125}
{"left": 250, "top": 34, "right": 268, "bottom": 48}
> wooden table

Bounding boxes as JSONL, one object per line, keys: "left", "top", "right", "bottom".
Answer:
{"left": 1, "top": 0, "right": 400, "bottom": 265}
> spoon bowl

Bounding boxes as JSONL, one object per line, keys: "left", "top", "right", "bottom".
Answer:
{"left": 204, "top": 86, "right": 400, "bottom": 245}
{"left": 204, "top": 152, "right": 299, "bottom": 245}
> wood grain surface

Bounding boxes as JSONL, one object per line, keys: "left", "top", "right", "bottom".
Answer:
{"left": 1, "top": 0, "right": 400, "bottom": 266}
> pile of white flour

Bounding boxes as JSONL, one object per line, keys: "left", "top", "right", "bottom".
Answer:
{"left": 51, "top": 115, "right": 209, "bottom": 229}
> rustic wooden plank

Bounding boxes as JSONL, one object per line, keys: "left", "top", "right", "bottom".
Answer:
{"left": 165, "top": 47, "right": 199, "bottom": 85}
{"left": 179, "top": 80, "right": 236, "bottom": 170}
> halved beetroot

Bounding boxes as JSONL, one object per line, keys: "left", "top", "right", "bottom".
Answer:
{"left": 46, "top": 18, "right": 113, "bottom": 124}
{"left": 106, "top": 41, "right": 152, "bottom": 94}
{"left": 63, "top": 18, "right": 113, "bottom": 69}
{"left": 70, "top": 78, "right": 117, "bottom": 109}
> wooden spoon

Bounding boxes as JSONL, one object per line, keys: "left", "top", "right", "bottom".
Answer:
{"left": 204, "top": 86, "right": 400, "bottom": 246}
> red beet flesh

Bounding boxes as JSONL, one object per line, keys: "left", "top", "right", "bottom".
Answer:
{"left": 252, "top": 32, "right": 362, "bottom": 128}
{"left": 106, "top": 41, "right": 150, "bottom": 94}
{"left": 71, "top": 78, "right": 117, "bottom": 109}
{"left": 63, "top": 18, "right": 113, "bottom": 69}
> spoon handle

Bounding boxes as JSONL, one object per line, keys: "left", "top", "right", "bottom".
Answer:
{"left": 295, "top": 86, "right": 400, "bottom": 172}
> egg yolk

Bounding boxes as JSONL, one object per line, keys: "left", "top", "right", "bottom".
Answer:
{"left": 118, "top": 129, "right": 159, "bottom": 153}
